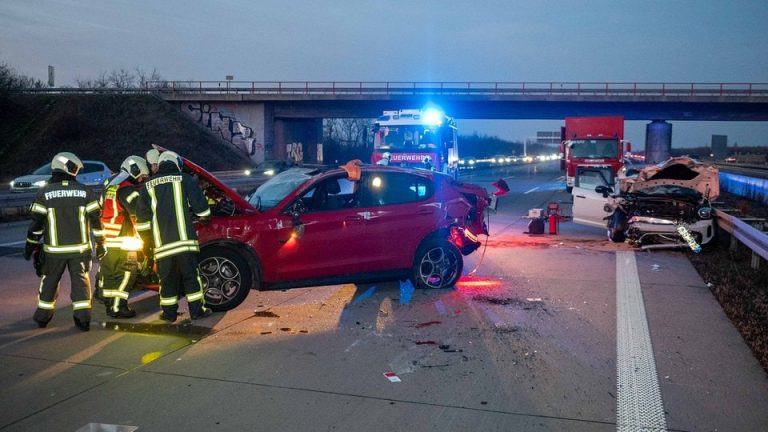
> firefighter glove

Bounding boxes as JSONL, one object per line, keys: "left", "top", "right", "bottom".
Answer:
{"left": 24, "top": 242, "right": 39, "bottom": 261}
{"left": 96, "top": 243, "right": 107, "bottom": 260}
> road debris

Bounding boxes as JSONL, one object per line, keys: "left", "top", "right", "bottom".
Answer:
{"left": 383, "top": 372, "right": 401, "bottom": 383}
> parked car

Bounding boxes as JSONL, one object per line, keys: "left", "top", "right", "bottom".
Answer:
{"left": 10, "top": 160, "right": 113, "bottom": 192}
{"left": 175, "top": 157, "right": 490, "bottom": 311}
{"left": 572, "top": 156, "right": 719, "bottom": 250}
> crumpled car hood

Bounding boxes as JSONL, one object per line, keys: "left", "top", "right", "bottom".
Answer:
{"left": 620, "top": 156, "right": 719, "bottom": 200}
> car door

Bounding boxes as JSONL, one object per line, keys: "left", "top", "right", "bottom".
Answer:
{"left": 357, "top": 171, "right": 438, "bottom": 270}
{"left": 272, "top": 175, "right": 369, "bottom": 280}
{"left": 572, "top": 166, "right": 615, "bottom": 228}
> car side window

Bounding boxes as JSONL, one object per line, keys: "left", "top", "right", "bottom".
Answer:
{"left": 358, "top": 172, "right": 432, "bottom": 207}
{"left": 302, "top": 177, "right": 358, "bottom": 212}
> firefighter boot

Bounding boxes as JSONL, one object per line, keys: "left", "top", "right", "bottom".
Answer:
{"left": 73, "top": 317, "right": 90, "bottom": 332}
{"left": 32, "top": 309, "right": 51, "bottom": 328}
{"left": 107, "top": 299, "right": 136, "bottom": 319}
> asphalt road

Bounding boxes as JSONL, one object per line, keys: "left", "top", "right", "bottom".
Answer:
{"left": 1, "top": 162, "right": 766, "bottom": 431}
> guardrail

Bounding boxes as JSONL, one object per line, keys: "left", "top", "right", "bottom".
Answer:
{"left": 716, "top": 209, "right": 768, "bottom": 269}
{"left": 17, "top": 81, "right": 768, "bottom": 98}
{"left": 144, "top": 81, "right": 768, "bottom": 98}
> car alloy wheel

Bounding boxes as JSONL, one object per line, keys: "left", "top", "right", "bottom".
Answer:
{"left": 412, "top": 238, "right": 463, "bottom": 289}
{"left": 199, "top": 247, "right": 252, "bottom": 311}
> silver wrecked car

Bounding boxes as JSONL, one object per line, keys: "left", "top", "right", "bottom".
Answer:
{"left": 572, "top": 156, "right": 719, "bottom": 250}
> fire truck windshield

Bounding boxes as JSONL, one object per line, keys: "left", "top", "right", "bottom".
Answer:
{"left": 570, "top": 139, "right": 619, "bottom": 158}
{"left": 378, "top": 125, "right": 439, "bottom": 150}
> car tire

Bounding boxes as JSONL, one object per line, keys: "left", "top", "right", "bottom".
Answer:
{"left": 411, "top": 238, "right": 463, "bottom": 289}
{"left": 607, "top": 211, "right": 627, "bottom": 243}
{"left": 199, "top": 247, "right": 253, "bottom": 311}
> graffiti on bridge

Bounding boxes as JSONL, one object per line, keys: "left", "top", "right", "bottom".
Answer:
{"left": 185, "top": 102, "right": 263, "bottom": 158}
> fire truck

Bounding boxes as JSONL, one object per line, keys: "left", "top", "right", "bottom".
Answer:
{"left": 560, "top": 116, "right": 630, "bottom": 193}
{"left": 372, "top": 108, "right": 459, "bottom": 177}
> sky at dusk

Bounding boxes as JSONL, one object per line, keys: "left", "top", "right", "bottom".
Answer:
{"left": 2, "top": 0, "right": 767, "bottom": 149}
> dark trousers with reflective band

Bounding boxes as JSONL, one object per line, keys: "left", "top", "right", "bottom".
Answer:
{"left": 156, "top": 252, "right": 205, "bottom": 317}
{"left": 34, "top": 254, "right": 92, "bottom": 324}
{"left": 99, "top": 248, "right": 139, "bottom": 313}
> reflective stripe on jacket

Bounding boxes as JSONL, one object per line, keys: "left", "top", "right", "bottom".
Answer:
{"left": 136, "top": 167, "right": 210, "bottom": 260}
{"left": 27, "top": 178, "right": 104, "bottom": 258}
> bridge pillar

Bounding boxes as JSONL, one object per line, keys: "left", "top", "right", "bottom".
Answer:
{"left": 179, "top": 101, "right": 273, "bottom": 165}
{"left": 645, "top": 120, "right": 672, "bottom": 164}
{"left": 273, "top": 118, "right": 323, "bottom": 164}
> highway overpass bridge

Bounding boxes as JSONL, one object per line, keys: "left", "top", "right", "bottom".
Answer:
{"left": 56, "top": 81, "right": 768, "bottom": 164}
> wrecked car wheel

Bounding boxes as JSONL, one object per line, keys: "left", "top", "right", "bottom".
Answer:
{"left": 607, "top": 211, "right": 628, "bottom": 243}
{"left": 412, "top": 238, "right": 463, "bottom": 289}
{"left": 199, "top": 247, "right": 252, "bottom": 311}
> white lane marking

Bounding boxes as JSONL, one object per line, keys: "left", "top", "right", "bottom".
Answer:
{"left": 616, "top": 251, "right": 667, "bottom": 431}
{"left": 523, "top": 187, "right": 539, "bottom": 194}
{"left": 0, "top": 240, "right": 25, "bottom": 247}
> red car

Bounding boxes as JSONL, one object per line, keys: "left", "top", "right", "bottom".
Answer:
{"left": 180, "top": 157, "right": 490, "bottom": 311}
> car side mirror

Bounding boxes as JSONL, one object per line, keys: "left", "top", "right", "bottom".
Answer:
{"left": 289, "top": 209, "right": 304, "bottom": 240}
{"left": 595, "top": 185, "right": 613, "bottom": 198}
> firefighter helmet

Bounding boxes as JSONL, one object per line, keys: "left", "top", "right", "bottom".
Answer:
{"left": 120, "top": 155, "right": 149, "bottom": 180}
{"left": 383, "top": 152, "right": 391, "bottom": 161}
{"left": 158, "top": 151, "right": 182, "bottom": 171}
{"left": 51, "top": 152, "right": 84, "bottom": 177}
{"left": 146, "top": 148, "right": 160, "bottom": 166}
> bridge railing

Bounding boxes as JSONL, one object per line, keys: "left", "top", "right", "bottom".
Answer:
{"left": 142, "top": 81, "right": 768, "bottom": 98}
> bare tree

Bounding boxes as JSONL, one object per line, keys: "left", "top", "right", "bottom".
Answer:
{"left": 324, "top": 118, "right": 373, "bottom": 147}
{"left": 0, "top": 62, "right": 44, "bottom": 91}
{"left": 107, "top": 68, "right": 136, "bottom": 89}
{"left": 134, "top": 67, "right": 163, "bottom": 88}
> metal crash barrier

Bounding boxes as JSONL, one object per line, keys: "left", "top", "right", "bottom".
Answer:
{"left": 715, "top": 209, "right": 768, "bottom": 269}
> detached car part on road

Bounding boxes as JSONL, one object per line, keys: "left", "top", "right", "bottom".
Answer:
{"left": 572, "top": 157, "right": 719, "bottom": 250}
{"left": 172, "top": 157, "right": 490, "bottom": 311}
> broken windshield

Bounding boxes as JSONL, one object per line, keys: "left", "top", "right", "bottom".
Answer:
{"left": 247, "top": 168, "right": 314, "bottom": 211}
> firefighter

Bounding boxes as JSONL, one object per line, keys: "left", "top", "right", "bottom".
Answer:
{"left": 146, "top": 148, "right": 160, "bottom": 174}
{"left": 23, "top": 152, "right": 105, "bottom": 331}
{"left": 135, "top": 151, "right": 213, "bottom": 322}
{"left": 99, "top": 155, "right": 150, "bottom": 318}
{"left": 376, "top": 152, "right": 391, "bottom": 166}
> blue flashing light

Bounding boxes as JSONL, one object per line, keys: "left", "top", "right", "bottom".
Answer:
{"left": 423, "top": 109, "right": 444, "bottom": 126}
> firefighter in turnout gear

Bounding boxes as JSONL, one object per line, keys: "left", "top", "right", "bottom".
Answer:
{"left": 24, "top": 152, "right": 105, "bottom": 331}
{"left": 99, "top": 155, "right": 150, "bottom": 318}
{"left": 136, "top": 151, "right": 213, "bottom": 322}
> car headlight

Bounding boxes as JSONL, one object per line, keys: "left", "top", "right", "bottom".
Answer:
{"left": 9, "top": 181, "right": 14, "bottom": 188}
{"left": 33, "top": 180, "right": 47, "bottom": 187}
{"left": 697, "top": 206, "right": 713, "bottom": 219}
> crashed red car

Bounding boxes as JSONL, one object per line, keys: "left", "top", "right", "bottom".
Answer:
{"left": 175, "top": 157, "right": 490, "bottom": 311}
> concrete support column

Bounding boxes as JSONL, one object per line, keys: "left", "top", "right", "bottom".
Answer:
{"left": 645, "top": 120, "right": 672, "bottom": 164}
{"left": 273, "top": 118, "right": 323, "bottom": 164}
{"left": 179, "top": 101, "right": 272, "bottom": 164}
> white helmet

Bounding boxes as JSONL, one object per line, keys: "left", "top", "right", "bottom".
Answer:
{"left": 383, "top": 152, "right": 391, "bottom": 160}
{"left": 146, "top": 148, "right": 160, "bottom": 166}
{"left": 120, "top": 155, "right": 149, "bottom": 180}
{"left": 51, "top": 152, "right": 83, "bottom": 177}
{"left": 423, "top": 156, "right": 432, "bottom": 163}
{"left": 158, "top": 151, "right": 182, "bottom": 171}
